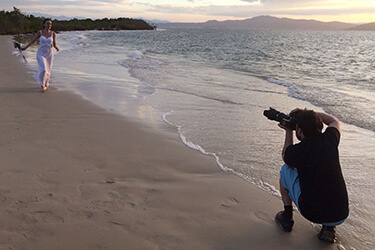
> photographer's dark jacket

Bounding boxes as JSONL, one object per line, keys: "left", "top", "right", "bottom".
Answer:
{"left": 284, "top": 127, "right": 349, "bottom": 223}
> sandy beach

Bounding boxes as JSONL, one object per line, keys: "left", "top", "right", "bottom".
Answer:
{"left": 0, "top": 35, "right": 339, "bottom": 250}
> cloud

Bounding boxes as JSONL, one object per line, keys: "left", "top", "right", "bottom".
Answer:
{"left": 2, "top": 0, "right": 375, "bottom": 22}
{"left": 138, "top": 1, "right": 375, "bottom": 19}
{"left": 240, "top": 0, "right": 260, "bottom": 3}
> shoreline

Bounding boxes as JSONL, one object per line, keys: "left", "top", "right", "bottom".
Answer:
{"left": 1, "top": 35, "right": 339, "bottom": 249}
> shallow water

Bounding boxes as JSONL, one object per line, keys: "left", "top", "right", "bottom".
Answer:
{"left": 21, "top": 29, "right": 375, "bottom": 249}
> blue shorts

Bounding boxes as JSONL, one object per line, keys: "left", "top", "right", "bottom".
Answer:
{"left": 280, "top": 164, "right": 302, "bottom": 212}
{"left": 280, "top": 164, "right": 346, "bottom": 226}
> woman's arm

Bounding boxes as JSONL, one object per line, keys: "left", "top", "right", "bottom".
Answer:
{"left": 53, "top": 32, "right": 59, "bottom": 51}
{"left": 22, "top": 32, "right": 40, "bottom": 51}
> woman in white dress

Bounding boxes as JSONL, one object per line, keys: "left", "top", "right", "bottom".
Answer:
{"left": 22, "top": 19, "right": 59, "bottom": 92}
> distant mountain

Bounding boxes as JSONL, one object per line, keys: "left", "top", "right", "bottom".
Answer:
{"left": 158, "top": 15, "right": 357, "bottom": 31}
{"left": 143, "top": 19, "right": 171, "bottom": 24}
{"left": 347, "top": 22, "right": 375, "bottom": 30}
{"left": 158, "top": 22, "right": 204, "bottom": 29}
{"left": 30, "top": 12, "right": 86, "bottom": 21}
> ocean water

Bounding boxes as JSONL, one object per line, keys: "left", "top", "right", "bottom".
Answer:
{"left": 22, "top": 29, "right": 375, "bottom": 249}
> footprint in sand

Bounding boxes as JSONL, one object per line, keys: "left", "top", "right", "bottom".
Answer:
{"left": 31, "top": 210, "right": 64, "bottom": 223}
{"left": 221, "top": 197, "right": 240, "bottom": 208}
{"left": 254, "top": 210, "right": 272, "bottom": 222}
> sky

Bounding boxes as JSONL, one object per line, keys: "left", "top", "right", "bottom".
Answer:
{"left": 2, "top": 0, "right": 375, "bottom": 23}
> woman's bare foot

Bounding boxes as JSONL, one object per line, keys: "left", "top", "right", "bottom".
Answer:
{"left": 41, "top": 85, "right": 47, "bottom": 92}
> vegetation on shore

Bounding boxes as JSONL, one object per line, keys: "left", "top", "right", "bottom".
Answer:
{"left": 1, "top": 7, "right": 155, "bottom": 35}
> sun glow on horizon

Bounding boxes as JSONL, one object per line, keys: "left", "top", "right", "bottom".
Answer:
{"left": 1, "top": 0, "right": 375, "bottom": 23}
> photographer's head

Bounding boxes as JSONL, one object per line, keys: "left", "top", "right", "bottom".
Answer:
{"left": 293, "top": 109, "right": 323, "bottom": 140}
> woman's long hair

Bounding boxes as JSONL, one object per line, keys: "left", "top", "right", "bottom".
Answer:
{"left": 42, "top": 18, "right": 52, "bottom": 29}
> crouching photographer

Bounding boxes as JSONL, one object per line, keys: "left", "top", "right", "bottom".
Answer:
{"left": 264, "top": 108, "right": 349, "bottom": 243}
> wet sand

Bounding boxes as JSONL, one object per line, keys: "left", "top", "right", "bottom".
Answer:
{"left": 0, "top": 35, "right": 338, "bottom": 249}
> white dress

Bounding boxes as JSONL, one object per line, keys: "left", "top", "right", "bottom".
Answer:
{"left": 34, "top": 30, "right": 54, "bottom": 88}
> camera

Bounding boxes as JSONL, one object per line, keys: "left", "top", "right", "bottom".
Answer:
{"left": 263, "top": 107, "right": 296, "bottom": 130}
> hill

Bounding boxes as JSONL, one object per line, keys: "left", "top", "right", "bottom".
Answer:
{"left": 347, "top": 22, "right": 375, "bottom": 30}
{"left": 158, "top": 15, "right": 357, "bottom": 30}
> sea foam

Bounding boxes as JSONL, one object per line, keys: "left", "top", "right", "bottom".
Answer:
{"left": 162, "top": 111, "right": 281, "bottom": 199}
{"left": 128, "top": 50, "right": 144, "bottom": 59}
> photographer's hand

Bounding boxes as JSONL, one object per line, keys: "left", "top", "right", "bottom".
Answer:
{"left": 278, "top": 123, "right": 289, "bottom": 130}
{"left": 316, "top": 112, "right": 341, "bottom": 134}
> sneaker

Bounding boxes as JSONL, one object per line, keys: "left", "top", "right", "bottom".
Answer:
{"left": 275, "top": 211, "right": 294, "bottom": 232}
{"left": 318, "top": 226, "right": 336, "bottom": 243}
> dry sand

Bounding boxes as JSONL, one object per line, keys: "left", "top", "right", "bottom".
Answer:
{"left": 0, "top": 35, "right": 338, "bottom": 249}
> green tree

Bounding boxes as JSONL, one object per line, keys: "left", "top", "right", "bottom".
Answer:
{"left": 1, "top": 7, "right": 154, "bottom": 35}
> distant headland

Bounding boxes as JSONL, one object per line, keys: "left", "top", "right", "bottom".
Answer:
{"left": 0, "top": 7, "right": 155, "bottom": 35}
{"left": 3, "top": 7, "right": 374, "bottom": 34}
{"left": 156, "top": 16, "right": 375, "bottom": 31}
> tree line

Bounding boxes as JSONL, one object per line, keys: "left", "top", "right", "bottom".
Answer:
{"left": 1, "top": 7, "right": 155, "bottom": 35}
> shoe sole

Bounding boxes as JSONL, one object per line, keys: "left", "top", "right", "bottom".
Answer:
{"left": 275, "top": 218, "right": 292, "bottom": 232}
{"left": 318, "top": 231, "right": 336, "bottom": 243}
